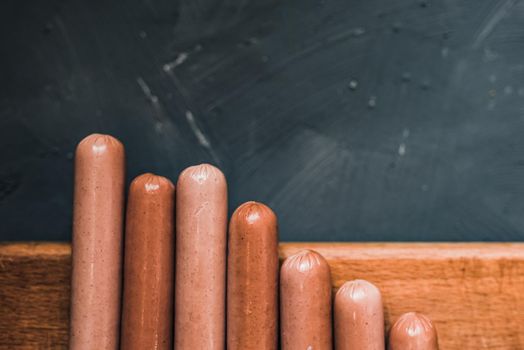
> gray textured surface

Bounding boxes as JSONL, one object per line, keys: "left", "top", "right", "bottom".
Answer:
{"left": 1, "top": 0, "right": 524, "bottom": 241}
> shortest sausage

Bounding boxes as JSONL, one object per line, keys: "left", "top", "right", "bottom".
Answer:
{"left": 280, "top": 250, "right": 332, "bottom": 350}
{"left": 388, "top": 312, "right": 439, "bottom": 350}
{"left": 334, "top": 279, "right": 385, "bottom": 350}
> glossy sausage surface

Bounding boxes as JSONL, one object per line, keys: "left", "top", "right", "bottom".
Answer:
{"left": 334, "top": 279, "right": 385, "bottom": 350}
{"left": 388, "top": 312, "right": 439, "bottom": 350}
{"left": 121, "top": 173, "right": 175, "bottom": 350}
{"left": 70, "top": 134, "right": 125, "bottom": 350}
{"left": 227, "top": 201, "right": 279, "bottom": 350}
{"left": 174, "top": 164, "right": 227, "bottom": 350}
{"left": 280, "top": 249, "right": 332, "bottom": 350}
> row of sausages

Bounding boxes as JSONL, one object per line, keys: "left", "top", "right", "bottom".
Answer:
{"left": 69, "top": 133, "right": 438, "bottom": 350}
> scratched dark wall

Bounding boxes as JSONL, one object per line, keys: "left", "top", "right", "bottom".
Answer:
{"left": 1, "top": 0, "right": 524, "bottom": 241}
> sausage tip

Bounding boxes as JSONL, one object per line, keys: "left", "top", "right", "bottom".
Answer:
{"left": 336, "top": 279, "right": 381, "bottom": 303}
{"left": 131, "top": 173, "right": 174, "bottom": 194}
{"left": 233, "top": 201, "right": 276, "bottom": 225}
{"left": 179, "top": 163, "right": 225, "bottom": 185}
{"left": 282, "top": 250, "right": 328, "bottom": 274}
{"left": 76, "top": 133, "right": 124, "bottom": 156}
{"left": 390, "top": 312, "right": 438, "bottom": 341}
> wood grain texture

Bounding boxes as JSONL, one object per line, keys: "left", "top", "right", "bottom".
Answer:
{"left": 0, "top": 243, "right": 71, "bottom": 349}
{"left": 1, "top": 242, "right": 524, "bottom": 349}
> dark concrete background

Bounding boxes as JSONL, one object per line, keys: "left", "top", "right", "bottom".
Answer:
{"left": 1, "top": 0, "right": 524, "bottom": 241}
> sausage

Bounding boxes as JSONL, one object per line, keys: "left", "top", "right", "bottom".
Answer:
{"left": 334, "top": 279, "right": 385, "bottom": 350}
{"left": 227, "top": 201, "right": 279, "bottom": 350}
{"left": 174, "top": 164, "right": 227, "bottom": 350}
{"left": 69, "top": 134, "right": 125, "bottom": 350}
{"left": 120, "top": 173, "right": 175, "bottom": 350}
{"left": 388, "top": 312, "right": 439, "bottom": 350}
{"left": 280, "top": 249, "right": 332, "bottom": 350}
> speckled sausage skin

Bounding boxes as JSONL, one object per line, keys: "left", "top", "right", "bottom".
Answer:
{"left": 280, "top": 250, "right": 332, "bottom": 350}
{"left": 388, "top": 312, "right": 439, "bottom": 350}
{"left": 174, "top": 164, "right": 227, "bottom": 350}
{"left": 334, "top": 279, "right": 385, "bottom": 350}
{"left": 227, "top": 201, "right": 279, "bottom": 350}
{"left": 120, "top": 173, "right": 174, "bottom": 350}
{"left": 69, "top": 134, "right": 125, "bottom": 350}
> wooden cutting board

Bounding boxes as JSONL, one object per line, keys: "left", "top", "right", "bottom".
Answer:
{"left": 1, "top": 242, "right": 524, "bottom": 349}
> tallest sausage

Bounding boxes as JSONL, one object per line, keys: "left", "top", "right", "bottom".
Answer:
{"left": 175, "top": 164, "right": 228, "bottom": 350}
{"left": 69, "top": 134, "right": 125, "bottom": 350}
